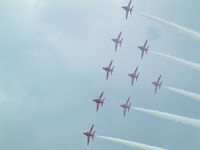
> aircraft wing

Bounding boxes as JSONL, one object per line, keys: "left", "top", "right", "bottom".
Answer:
{"left": 131, "top": 78, "right": 134, "bottom": 86}
{"left": 99, "top": 92, "right": 104, "bottom": 99}
{"left": 144, "top": 39, "right": 148, "bottom": 47}
{"left": 117, "top": 32, "right": 122, "bottom": 39}
{"left": 87, "top": 136, "right": 90, "bottom": 145}
{"left": 106, "top": 70, "right": 109, "bottom": 80}
{"left": 108, "top": 60, "right": 113, "bottom": 68}
{"left": 141, "top": 50, "right": 144, "bottom": 59}
{"left": 126, "top": 97, "right": 130, "bottom": 104}
{"left": 96, "top": 103, "right": 100, "bottom": 112}
{"left": 134, "top": 66, "right": 138, "bottom": 74}
{"left": 157, "top": 75, "right": 161, "bottom": 82}
{"left": 155, "top": 86, "right": 158, "bottom": 94}
{"left": 125, "top": 10, "right": 129, "bottom": 20}
{"left": 123, "top": 109, "right": 126, "bottom": 116}
{"left": 128, "top": 0, "right": 132, "bottom": 7}
{"left": 89, "top": 124, "right": 94, "bottom": 132}
{"left": 115, "top": 42, "right": 118, "bottom": 51}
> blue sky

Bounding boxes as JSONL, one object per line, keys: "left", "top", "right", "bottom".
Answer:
{"left": 0, "top": 0, "right": 200, "bottom": 150}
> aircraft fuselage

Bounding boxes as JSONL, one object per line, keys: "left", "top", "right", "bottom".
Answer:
{"left": 103, "top": 67, "right": 111, "bottom": 72}
{"left": 122, "top": 6, "right": 130, "bottom": 11}
{"left": 152, "top": 81, "right": 160, "bottom": 86}
{"left": 128, "top": 73, "right": 138, "bottom": 78}
{"left": 120, "top": 104, "right": 129, "bottom": 109}
{"left": 93, "top": 99, "right": 103, "bottom": 104}
{"left": 112, "top": 38, "right": 119, "bottom": 43}
{"left": 138, "top": 46, "right": 147, "bottom": 51}
{"left": 83, "top": 132, "right": 92, "bottom": 137}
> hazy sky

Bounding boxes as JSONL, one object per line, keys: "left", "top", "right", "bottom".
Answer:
{"left": 0, "top": 0, "right": 200, "bottom": 150}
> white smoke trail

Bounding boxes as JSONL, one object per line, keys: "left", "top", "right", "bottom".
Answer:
{"left": 163, "top": 86, "right": 200, "bottom": 102}
{"left": 132, "top": 107, "right": 200, "bottom": 128}
{"left": 151, "top": 51, "right": 200, "bottom": 71}
{"left": 96, "top": 135, "right": 168, "bottom": 150}
{"left": 136, "top": 11, "right": 200, "bottom": 41}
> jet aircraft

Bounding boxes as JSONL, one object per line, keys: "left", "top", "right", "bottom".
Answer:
{"left": 102, "top": 60, "right": 114, "bottom": 80}
{"left": 120, "top": 97, "right": 132, "bottom": 116}
{"left": 111, "top": 32, "right": 123, "bottom": 51}
{"left": 93, "top": 92, "right": 105, "bottom": 112}
{"left": 138, "top": 39, "right": 149, "bottom": 59}
{"left": 122, "top": 0, "right": 134, "bottom": 20}
{"left": 128, "top": 66, "right": 140, "bottom": 86}
{"left": 83, "top": 124, "right": 96, "bottom": 145}
{"left": 152, "top": 75, "right": 163, "bottom": 94}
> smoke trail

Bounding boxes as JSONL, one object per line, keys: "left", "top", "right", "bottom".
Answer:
{"left": 132, "top": 107, "right": 200, "bottom": 128}
{"left": 96, "top": 135, "right": 168, "bottom": 150}
{"left": 163, "top": 86, "right": 200, "bottom": 102}
{"left": 136, "top": 11, "right": 200, "bottom": 41}
{"left": 151, "top": 51, "right": 200, "bottom": 71}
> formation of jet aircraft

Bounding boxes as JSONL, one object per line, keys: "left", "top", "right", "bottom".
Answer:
{"left": 152, "top": 75, "right": 163, "bottom": 94}
{"left": 138, "top": 39, "right": 149, "bottom": 59}
{"left": 84, "top": 1, "right": 164, "bottom": 145}
{"left": 122, "top": 0, "right": 134, "bottom": 20}
{"left": 120, "top": 97, "right": 132, "bottom": 116}
{"left": 93, "top": 92, "right": 105, "bottom": 112}
{"left": 111, "top": 32, "right": 123, "bottom": 51}
{"left": 102, "top": 60, "right": 114, "bottom": 80}
{"left": 128, "top": 66, "right": 140, "bottom": 86}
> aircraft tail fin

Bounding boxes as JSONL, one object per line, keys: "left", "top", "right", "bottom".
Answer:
{"left": 136, "top": 73, "right": 140, "bottom": 81}
{"left": 111, "top": 66, "right": 114, "bottom": 75}
{"left": 128, "top": 103, "right": 132, "bottom": 111}
{"left": 119, "top": 38, "right": 123, "bottom": 47}
{"left": 130, "top": 6, "right": 134, "bottom": 15}
{"left": 146, "top": 46, "right": 149, "bottom": 54}
{"left": 92, "top": 131, "right": 95, "bottom": 140}
{"left": 101, "top": 98, "right": 105, "bottom": 107}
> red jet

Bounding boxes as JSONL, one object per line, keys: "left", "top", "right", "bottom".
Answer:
{"left": 128, "top": 66, "right": 140, "bottom": 86}
{"left": 93, "top": 91, "right": 105, "bottom": 112}
{"left": 83, "top": 124, "right": 96, "bottom": 145}
{"left": 152, "top": 75, "right": 163, "bottom": 94}
{"left": 138, "top": 39, "right": 149, "bottom": 59}
{"left": 120, "top": 97, "right": 132, "bottom": 116}
{"left": 102, "top": 60, "right": 114, "bottom": 80}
